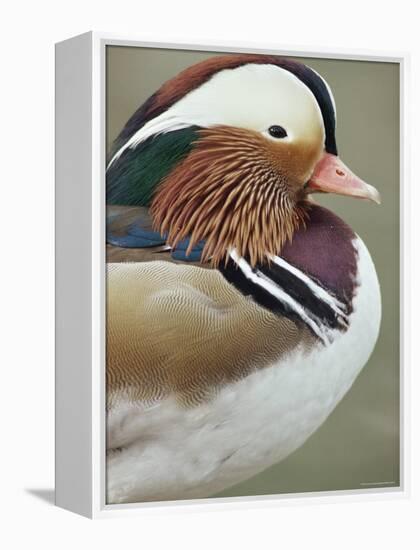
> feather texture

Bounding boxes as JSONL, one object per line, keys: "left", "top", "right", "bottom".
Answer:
{"left": 107, "top": 127, "right": 199, "bottom": 206}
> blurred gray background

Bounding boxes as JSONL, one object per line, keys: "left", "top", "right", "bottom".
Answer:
{"left": 106, "top": 46, "right": 400, "bottom": 497}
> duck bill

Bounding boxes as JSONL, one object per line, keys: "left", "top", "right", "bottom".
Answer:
{"left": 307, "top": 153, "right": 381, "bottom": 204}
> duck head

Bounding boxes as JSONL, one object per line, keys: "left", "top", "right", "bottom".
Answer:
{"left": 107, "top": 54, "right": 380, "bottom": 267}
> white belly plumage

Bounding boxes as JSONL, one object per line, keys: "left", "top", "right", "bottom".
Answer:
{"left": 106, "top": 238, "right": 381, "bottom": 504}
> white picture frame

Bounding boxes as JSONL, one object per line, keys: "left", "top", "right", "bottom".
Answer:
{"left": 55, "top": 31, "right": 410, "bottom": 518}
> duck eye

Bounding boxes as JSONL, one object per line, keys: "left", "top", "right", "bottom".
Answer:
{"left": 268, "top": 125, "right": 287, "bottom": 139}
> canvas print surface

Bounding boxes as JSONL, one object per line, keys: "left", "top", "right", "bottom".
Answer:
{"left": 105, "top": 46, "right": 400, "bottom": 505}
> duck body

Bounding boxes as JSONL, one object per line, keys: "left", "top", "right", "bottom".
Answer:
{"left": 106, "top": 206, "right": 381, "bottom": 504}
{"left": 105, "top": 54, "right": 382, "bottom": 504}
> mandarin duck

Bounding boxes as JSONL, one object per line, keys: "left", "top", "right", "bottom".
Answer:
{"left": 105, "top": 54, "right": 381, "bottom": 504}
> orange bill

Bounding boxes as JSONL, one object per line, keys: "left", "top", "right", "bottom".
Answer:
{"left": 308, "top": 153, "right": 381, "bottom": 204}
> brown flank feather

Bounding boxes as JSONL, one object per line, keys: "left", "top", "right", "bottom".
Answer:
{"left": 151, "top": 126, "right": 317, "bottom": 267}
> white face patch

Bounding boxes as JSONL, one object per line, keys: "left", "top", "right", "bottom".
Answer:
{"left": 109, "top": 64, "right": 326, "bottom": 167}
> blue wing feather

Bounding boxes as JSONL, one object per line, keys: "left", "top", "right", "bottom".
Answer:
{"left": 106, "top": 205, "right": 205, "bottom": 262}
{"left": 170, "top": 239, "right": 206, "bottom": 262}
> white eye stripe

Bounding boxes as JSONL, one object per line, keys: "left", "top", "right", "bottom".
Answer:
{"left": 108, "top": 63, "right": 326, "bottom": 170}
{"left": 107, "top": 117, "right": 191, "bottom": 168}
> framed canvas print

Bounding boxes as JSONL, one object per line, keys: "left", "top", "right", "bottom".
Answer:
{"left": 55, "top": 32, "right": 408, "bottom": 518}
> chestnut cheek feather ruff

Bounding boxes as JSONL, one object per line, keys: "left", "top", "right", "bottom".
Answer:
{"left": 151, "top": 126, "right": 316, "bottom": 267}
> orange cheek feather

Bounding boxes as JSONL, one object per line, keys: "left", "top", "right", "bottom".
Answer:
{"left": 151, "top": 126, "right": 312, "bottom": 267}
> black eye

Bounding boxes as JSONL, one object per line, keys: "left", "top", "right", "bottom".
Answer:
{"left": 268, "top": 125, "right": 287, "bottom": 139}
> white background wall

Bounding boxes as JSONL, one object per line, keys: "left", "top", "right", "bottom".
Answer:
{"left": 1, "top": 1, "right": 418, "bottom": 548}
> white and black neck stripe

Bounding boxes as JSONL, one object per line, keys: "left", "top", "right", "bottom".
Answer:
{"left": 220, "top": 249, "right": 352, "bottom": 345}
